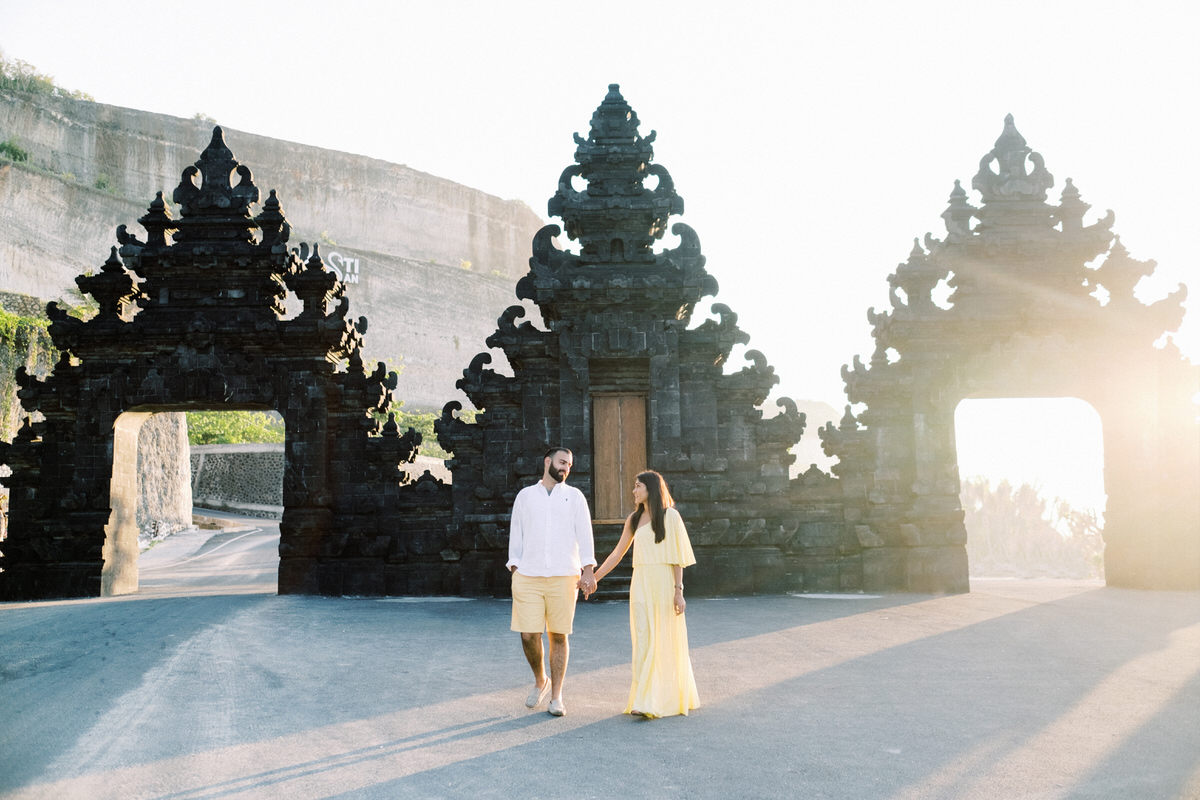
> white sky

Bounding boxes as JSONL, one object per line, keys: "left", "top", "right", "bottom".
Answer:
{"left": 3, "top": 0, "right": 1197, "bottom": 512}
{"left": 956, "top": 398, "right": 1107, "bottom": 514}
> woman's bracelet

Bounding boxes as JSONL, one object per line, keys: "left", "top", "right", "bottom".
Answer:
{"left": 674, "top": 584, "right": 683, "bottom": 590}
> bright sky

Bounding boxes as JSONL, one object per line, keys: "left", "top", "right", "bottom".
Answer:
{"left": 3, "top": 0, "right": 1197, "bottom": 513}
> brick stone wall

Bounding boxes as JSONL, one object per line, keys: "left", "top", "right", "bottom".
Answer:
{"left": 190, "top": 443, "right": 285, "bottom": 519}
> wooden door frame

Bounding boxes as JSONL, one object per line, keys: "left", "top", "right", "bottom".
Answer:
{"left": 592, "top": 392, "right": 648, "bottom": 523}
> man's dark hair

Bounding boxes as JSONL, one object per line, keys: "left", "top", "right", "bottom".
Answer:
{"left": 544, "top": 446, "right": 573, "bottom": 460}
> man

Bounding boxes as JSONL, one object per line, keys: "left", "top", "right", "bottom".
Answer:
{"left": 508, "top": 447, "right": 597, "bottom": 716}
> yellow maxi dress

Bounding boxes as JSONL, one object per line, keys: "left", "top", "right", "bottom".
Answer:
{"left": 625, "top": 506, "right": 700, "bottom": 718}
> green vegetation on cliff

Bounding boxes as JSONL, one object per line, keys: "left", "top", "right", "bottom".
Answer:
{"left": 0, "top": 137, "right": 28, "bottom": 162}
{"left": 0, "top": 307, "right": 48, "bottom": 347}
{"left": 186, "top": 411, "right": 286, "bottom": 445}
{"left": 0, "top": 307, "right": 55, "bottom": 440}
{"left": 0, "top": 51, "right": 93, "bottom": 100}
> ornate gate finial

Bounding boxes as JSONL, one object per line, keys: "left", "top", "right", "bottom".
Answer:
{"left": 171, "top": 126, "right": 262, "bottom": 244}
{"left": 972, "top": 114, "right": 1054, "bottom": 202}
{"left": 548, "top": 84, "right": 684, "bottom": 264}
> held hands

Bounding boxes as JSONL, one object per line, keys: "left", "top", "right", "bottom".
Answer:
{"left": 578, "top": 572, "right": 597, "bottom": 599}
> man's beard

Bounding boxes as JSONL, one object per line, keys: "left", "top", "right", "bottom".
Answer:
{"left": 548, "top": 464, "right": 567, "bottom": 483}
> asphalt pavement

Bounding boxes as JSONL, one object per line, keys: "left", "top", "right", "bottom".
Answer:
{"left": 2, "top": 515, "right": 1199, "bottom": 800}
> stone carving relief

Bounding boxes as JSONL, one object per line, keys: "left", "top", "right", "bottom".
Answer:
{"left": 438, "top": 86, "right": 813, "bottom": 596}
{"left": 0, "top": 129, "right": 432, "bottom": 599}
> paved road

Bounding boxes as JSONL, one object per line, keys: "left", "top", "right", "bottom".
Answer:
{"left": 136, "top": 515, "right": 279, "bottom": 597}
{"left": 2, "top": 517, "right": 1199, "bottom": 800}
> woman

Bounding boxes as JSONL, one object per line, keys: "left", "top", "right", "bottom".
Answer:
{"left": 593, "top": 470, "right": 700, "bottom": 718}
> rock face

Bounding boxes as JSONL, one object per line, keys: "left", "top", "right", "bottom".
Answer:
{"left": 136, "top": 413, "right": 193, "bottom": 544}
{"left": 0, "top": 89, "right": 543, "bottom": 410}
{"left": 0, "top": 164, "right": 141, "bottom": 314}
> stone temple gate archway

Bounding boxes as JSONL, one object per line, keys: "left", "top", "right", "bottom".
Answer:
{"left": 823, "top": 116, "right": 1200, "bottom": 591}
{"left": 0, "top": 129, "right": 422, "bottom": 600}
{"left": 2, "top": 104, "right": 1195, "bottom": 601}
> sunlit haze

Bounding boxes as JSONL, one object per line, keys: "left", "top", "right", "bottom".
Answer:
{"left": 956, "top": 399, "right": 1106, "bottom": 515}
{"left": 2, "top": 0, "right": 1197, "bottom": 512}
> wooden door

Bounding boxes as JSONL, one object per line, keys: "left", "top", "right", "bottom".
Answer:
{"left": 593, "top": 394, "right": 647, "bottom": 521}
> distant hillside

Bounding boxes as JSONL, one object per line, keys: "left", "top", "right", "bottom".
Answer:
{"left": 0, "top": 89, "right": 545, "bottom": 411}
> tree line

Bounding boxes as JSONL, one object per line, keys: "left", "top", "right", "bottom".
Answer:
{"left": 961, "top": 477, "right": 1105, "bottom": 579}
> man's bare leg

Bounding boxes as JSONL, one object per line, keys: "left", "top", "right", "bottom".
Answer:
{"left": 547, "top": 632, "right": 568, "bottom": 700}
{"left": 521, "top": 632, "right": 548, "bottom": 688}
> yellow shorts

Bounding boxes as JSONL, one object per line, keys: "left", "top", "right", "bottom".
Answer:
{"left": 510, "top": 572, "right": 580, "bottom": 635}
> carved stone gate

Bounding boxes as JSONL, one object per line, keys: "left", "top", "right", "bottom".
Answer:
{"left": 822, "top": 116, "right": 1200, "bottom": 591}
{"left": 2, "top": 105, "right": 1196, "bottom": 601}
{"left": 0, "top": 130, "right": 424, "bottom": 600}
{"left": 437, "top": 86, "right": 810, "bottom": 597}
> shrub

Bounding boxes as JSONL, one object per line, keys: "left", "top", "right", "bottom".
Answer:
{"left": 0, "top": 137, "right": 28, "bottom": 162}
{"left": 187, "top": 411, "right": 285, "bottom": 445}
{"left": 0, "top": 52, "right": 93, "bottom": 100}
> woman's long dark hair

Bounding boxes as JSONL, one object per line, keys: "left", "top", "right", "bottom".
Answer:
{"left": 629, "top": 470, "right": 675, "bottom": 543}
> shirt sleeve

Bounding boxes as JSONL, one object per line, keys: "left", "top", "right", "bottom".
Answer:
{"left": 575, "top": 489, "right": 597, "bottom": 568}
{"left": 664, "top": 507, "right": 697, "bottom": 568}
{"left": 507, "top": 490, "right": 524, "bottom": 570}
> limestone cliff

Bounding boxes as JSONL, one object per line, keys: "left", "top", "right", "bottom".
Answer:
{"left": 0, "top": 89, "right": 544, "bottom": 410}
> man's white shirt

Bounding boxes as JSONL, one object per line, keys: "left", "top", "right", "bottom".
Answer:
{"left": 507, "top": 481, "right": 596, "bottom": 576}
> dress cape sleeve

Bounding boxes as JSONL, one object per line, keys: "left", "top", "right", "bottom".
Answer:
{"left": 664, "top": 507, "right": 697, "bottom": 568}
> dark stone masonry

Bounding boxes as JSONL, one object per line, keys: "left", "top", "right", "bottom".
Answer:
{"left": 0, "top": 129, "right": 436, "bottom": 598}
{"left": 437, "top": 85, "right": 810, "bottom": 597}
{"left": 1, "top": 91, "right": 1196, "bottom": 600}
